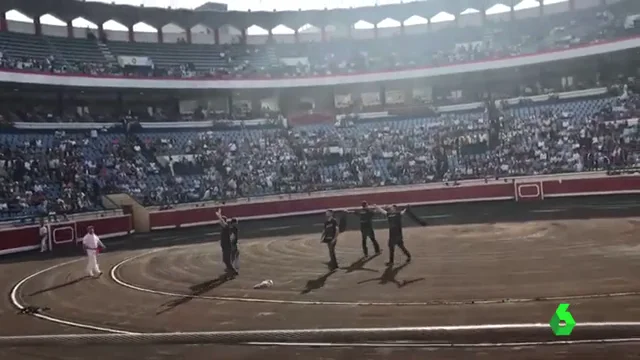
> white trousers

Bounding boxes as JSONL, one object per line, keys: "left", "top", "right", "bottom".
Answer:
{"left": 86, "top": 250, "right": 101, "bottom": 276}
{"left": 40, "top": 236, "right": 48, "bottom": 252}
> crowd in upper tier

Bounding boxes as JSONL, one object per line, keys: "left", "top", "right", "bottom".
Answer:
{"left": 0, "top": 0, "right": 637, "bottom": 80}
{"left": 2, "top": 86, "right": 639, "bottom": 220}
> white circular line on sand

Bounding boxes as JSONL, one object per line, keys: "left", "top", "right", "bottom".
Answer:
{"left": 10, "top": 258, "right": 138, "bottom": 334}
{"left": 9, "top": 250, "right": 640, "bottom": 347}
{"left": 111, "top": 248, "right": 640, "bottom": 306}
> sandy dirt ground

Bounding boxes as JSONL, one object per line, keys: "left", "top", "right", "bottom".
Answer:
{"left": 3, "top": 198, "right": 640, "bottom": 359}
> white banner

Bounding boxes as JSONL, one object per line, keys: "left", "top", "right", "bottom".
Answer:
{"left": 328, "top": 146, "right": 344, "bottom": 155}
{"left": 334, "top": 94, "right": 352, "bottom": 108}
{"left": 179, "top": 100, "right": 198, "bottom": 114}
{"left": 385, "top": 89, "right": 405, "bottom": 105}
{"left": 361, "top": 92, "right": 381, "bottom": 106}
{"left": 413, "top": 87, "right": 432, "bottom": 102}
{"left": 625, "top": 14, "right": 640, "bottom": 29}
{"left": 280, "top": 57, "right": 310, "bottom": 66}
{"left": 455, "top": 40, "right": 483, "bottom": 50}
{"left": 117, "top": 56, "right": 154, "bottom": 67}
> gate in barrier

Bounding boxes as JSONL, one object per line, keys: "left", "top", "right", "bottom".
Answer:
{"left": 514, "top": 182, "right": 544, "bottom": 201}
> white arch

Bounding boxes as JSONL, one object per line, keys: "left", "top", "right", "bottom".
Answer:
{"left": 247, "top": 24, "right": 268, "bottom": 36}
{"left": 161, "top": 23, "right": 184, "bottom": 34}
{"left": 298, "top": 23, "right": 320, "bottom": 33}
{"left": 460, "top": 8, "right": 481, "bottom": 15}
{"left": 103, "top": 19, "right": 128, "bottom": 31}
{"left": 39, "top": 14, "right": 66, "bottom": 26}
{"left": 430, "top": 12, "right": 455, "bottom": 23}
{"left": 353, "top": 20, "right": 374, "bottom": 30}
{"left": 190, "top": 24, "right": 210, "bottom": 34}
{"left": 71, "top": 17, "right": 98, "bottom": 29}
{"left": 486, "top": 3, "right": 511, "bottom": 15}
{"left": 132, "top": 21, "right": 156, "bottom": 33}
{"left": 514, "top": 0, "right": 541, "bottom": 10}
{"left": 5, "top": 9, "right": 32, "bottom": 23}
{"left": 377, "top": 18, "right": 401, "bottom": 28}
{"left": 403, "top": 15, "right": 428, "bottom": 26}
{"left": 271, "top": 24, "right": 294, "bottom": 35}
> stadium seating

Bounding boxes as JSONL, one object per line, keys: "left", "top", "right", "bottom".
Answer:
{"left": 1, "top": 0, "right": 640, "bottom": 221}
{"left": 3, "top": 91, "right": 639, "bottom": 220}
{"left": 0, "top": 0, "right": 636, "bottom": 78}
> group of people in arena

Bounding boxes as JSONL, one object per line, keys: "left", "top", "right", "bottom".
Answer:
{"left": 322, "top": 201, "right": 412, "bottom": 271}
{"left": 215, "top": 201, "right": 413, "bottom": 277}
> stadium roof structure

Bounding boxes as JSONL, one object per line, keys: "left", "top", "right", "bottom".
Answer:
{"left": 0, "top": 0, "right": 568, "bottom": 33}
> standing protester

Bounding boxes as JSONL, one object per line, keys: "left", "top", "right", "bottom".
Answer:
{"left": 346, "top": 201, "right": 381, "bottom": 258}
{"left": 216, "top": 209, "right": 238, "bottom": 275}
{"left": 321, "top": 210, "right": 340, "bottom": 270}
{"left": 82, "top": 226, "right": 105, "bottom": 277}
{"left": 375, "top": 204, "right": 412, "bottom": 266}
{"left": 229, "top": 218, "right": 240, "bottom": 270}
{"left": 39, "top": 219, "right": 48, "bottom": 253}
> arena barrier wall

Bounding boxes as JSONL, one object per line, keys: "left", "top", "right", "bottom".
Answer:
{"left": 0, "top": 214, "right": 133, "bottom": 256}
{"left": 147, "top": 172, "right": 640, "bottom": 230}
{"left": 2, "top": 173, "right": 639, "bottom": 256}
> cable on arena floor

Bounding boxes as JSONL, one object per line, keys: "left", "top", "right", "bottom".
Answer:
{"left": 2, "top": 323, "right": 640, "bottom": 347}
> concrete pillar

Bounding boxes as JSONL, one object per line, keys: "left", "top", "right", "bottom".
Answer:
{"left": 0, "top": 13, "right": 6, "bottom": 32}
{"left": 67, "top": 21, "right": 73, "bottom": 38}
{"left": 34, "top": 17, "right": 42, "bottom": 36}
{"left": 98, "top": 24, "right": 106, "bottom": 40}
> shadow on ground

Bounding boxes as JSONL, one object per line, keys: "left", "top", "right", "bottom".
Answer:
{"left": 358, "top": 262, "right": 425, "bottom": 288}
{"left": 156, "top": 274, "right": 235, "bottom": 315}
{"left": 27, "top": 276, "right": 89, "bottom": 296}
{"left": 300, "top": 269, "right": 338, "bottom": 294}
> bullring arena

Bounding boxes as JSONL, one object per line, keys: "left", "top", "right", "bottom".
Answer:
{"left": 3, "top": 182, "right": 640, "bottom": 359}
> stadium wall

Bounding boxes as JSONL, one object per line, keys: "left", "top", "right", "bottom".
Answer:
{"left": 1, "top": 172, "right": 639, "bottom": 256}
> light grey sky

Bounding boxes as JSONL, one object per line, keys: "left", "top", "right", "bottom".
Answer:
{"left": 6, "top": 0, "right": 568, "bottom": 34}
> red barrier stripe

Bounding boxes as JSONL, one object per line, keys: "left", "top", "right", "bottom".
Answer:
{"left": 0, "top": 215, "right": 133, "bottom": 256}
{"left": 149, "top": 174, "right": 640, "bottom": 230}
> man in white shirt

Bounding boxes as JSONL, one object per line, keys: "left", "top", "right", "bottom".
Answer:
{"left": 39, "top": 219, "right": 48, "bottom": 253}
{"left": 82, "top": 226, "right": 105, "bottom": 277}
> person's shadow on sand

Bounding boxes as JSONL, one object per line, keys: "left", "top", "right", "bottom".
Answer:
{"left": 157, "top": 273, "right": 234, "bottom": 315}
{"left": 357, "top": 262, "right": 424, "bottom": 288}
{"left": 27, "top": 276, "right": 89, "bottom": 297}
{"left": 342, "top": 254, "right": 380, "bottom": 273}
{"left": 300, "top": 269, "right": 338, "bottom": 294}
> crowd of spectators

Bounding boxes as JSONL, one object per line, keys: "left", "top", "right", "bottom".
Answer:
{"left": 1, "top": 84, "right": 639, "bottom": 218}
{"left": 0, "top": 132, "right": 102, "bottom": 219}
{"left": 97, "top": 89, "right": 640, "bottom": 207}
{"left": 0, "top": 2, "right": 639, "bottom": 219}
